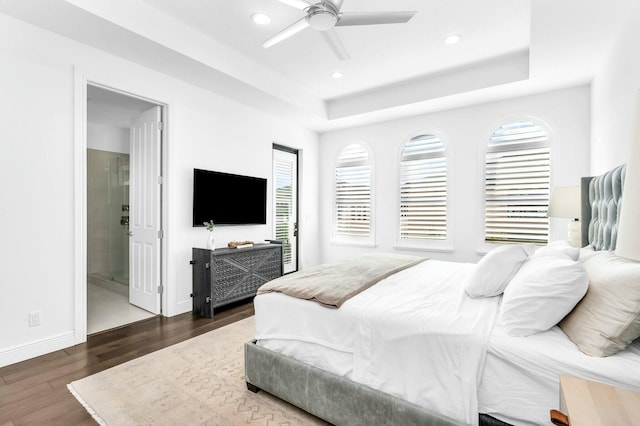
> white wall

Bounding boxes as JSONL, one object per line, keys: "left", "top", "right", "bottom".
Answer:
{"left": 87, "top": 122, "right": 130, "bottom": 153}
{"left": 319, "top": 86, "right": 591, "bottom": 264}
{"left": 0, "top": 14, "right": 319, "bottom": 367}
{"left": 591, "top": 3, "right": 640, "bottom": 174}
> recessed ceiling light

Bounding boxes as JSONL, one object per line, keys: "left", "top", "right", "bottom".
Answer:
{"left": 251, "top": 13, "right": 271, "bottom": 25}
{"left": 330, "top": 71, "right": 344, "bottom": 79}
{"left": 444, "top": 34, "right": 462, "bottom": 45}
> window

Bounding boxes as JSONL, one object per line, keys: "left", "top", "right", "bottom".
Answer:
{"left": 399, "top": 133, "right": 447, "bottom": 241}
{"left": 335, "top": 144, "right": 372, "bottom": 238}
{"left": 484, "top": 120, "right": 550, "bottom": 245}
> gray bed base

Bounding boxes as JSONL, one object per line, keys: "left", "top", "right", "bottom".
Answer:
{"left": 245, "top": 340, "right": 460, "bottom": 426}
{"left": 245, "top": 340, "right": 512, "bottom": 425}
{"left": 246, "top": 164, "right": 626, "bottom": 426}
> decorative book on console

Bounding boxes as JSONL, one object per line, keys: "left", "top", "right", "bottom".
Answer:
{"left": 227, "top": 240, "right": 254, "bottom": 249}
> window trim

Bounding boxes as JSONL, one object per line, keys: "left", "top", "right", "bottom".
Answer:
{"left": 332, "top": 141, "right": 376, "bottom": 247}
{"left": 478, "top": 115, "right": 555, "bottom": 252}
{"left": 272, "top": 143, "right": 299, "bottom": 274}
{"left": 395, "top": 130, "right": 454, "bottom": 252}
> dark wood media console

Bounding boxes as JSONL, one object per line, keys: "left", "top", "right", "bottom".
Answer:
{"left": 191, "top": 243, "right": 283, "bottom": 318}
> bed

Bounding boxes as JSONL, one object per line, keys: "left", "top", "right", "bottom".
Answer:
{"left": 244, "top": 164, "right": 640, "bottom": 425}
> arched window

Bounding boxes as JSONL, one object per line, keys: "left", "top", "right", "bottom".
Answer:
{"left": 335, "top": 144, "right": 372, "bottom": 238}
{"left": 485, "top": 120, "right": 550, "bottom": 244}
{"left": 399, "top": 134, "right": 447, "bottom": 240}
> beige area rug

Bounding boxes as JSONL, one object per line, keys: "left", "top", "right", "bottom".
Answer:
{"left": 68, "top": 317, "right": 328, "bottom": 425}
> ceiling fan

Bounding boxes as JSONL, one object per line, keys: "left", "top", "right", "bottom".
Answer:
{"left": 263, "top": 0, "right": 417, "bottom": 60}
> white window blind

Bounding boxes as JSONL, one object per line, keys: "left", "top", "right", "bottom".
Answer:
{"left": 485, "top": 121, "right": 550, "bottom": 244}
{"left": 335, "top": 144, "right": 371, "bottom": 237}
{"left": 399, "top": 134, "right": 447, "bottom": 240}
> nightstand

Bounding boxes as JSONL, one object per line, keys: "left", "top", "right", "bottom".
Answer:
{"left": 551, "top": 375, "right": 640, "bottom": 425}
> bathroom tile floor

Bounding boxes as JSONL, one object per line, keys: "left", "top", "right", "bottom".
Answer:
{"left": 88, "top": 283, "right": 156, "bottom": 334}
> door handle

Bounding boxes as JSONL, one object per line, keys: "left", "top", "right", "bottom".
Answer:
{"left": 127, "top": 231, "right": 134, "bottom": 236}
{"left": 293, "top": 222, "right": 298, "bottom": 237}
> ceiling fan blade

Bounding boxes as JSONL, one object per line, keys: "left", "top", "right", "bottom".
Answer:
{"left": 263, "top": 17, "right": 310, "bottom": 49}
{"left": 336, "top": 11, "right": 417, "bottom": 26}
{"left": 321, "top": 28, "right": 350, "bottom": 61}
{"left": 274, "top": 0, "right": 313, "bottom": 11}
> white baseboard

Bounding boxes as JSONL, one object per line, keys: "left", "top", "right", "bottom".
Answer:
{"left": 175, "top": 300, "right": 192, "bottom": 316}
{"left": 0, "top": 331, "right": 75, "bottom": 368}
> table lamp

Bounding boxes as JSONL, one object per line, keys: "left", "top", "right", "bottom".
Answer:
{"left": 548, "top": 186, "right": 581, "bottom": 247}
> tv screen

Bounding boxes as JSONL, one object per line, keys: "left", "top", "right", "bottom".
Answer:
{"left": 193, "top": 168, "right": 267, "bottom": 226}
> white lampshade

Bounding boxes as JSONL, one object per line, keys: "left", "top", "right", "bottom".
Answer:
{"left": 616, "top": 135, "right": 640, "bottom": 261}
{"left": 548, "top": 186, "right": 581, "bottom": 219}
{"left": 548, "top": 186, "right": 581, "bottom": 247}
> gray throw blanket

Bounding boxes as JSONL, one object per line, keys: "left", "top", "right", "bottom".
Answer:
{"left": 257, "top": 253, "right": 428, "bottom": 308}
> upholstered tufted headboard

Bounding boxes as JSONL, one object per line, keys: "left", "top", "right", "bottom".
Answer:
{"left": 580, "top": 164, "right": 626, "bottom": 249}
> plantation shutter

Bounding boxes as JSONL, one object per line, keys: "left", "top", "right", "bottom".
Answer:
{"left": 399, "top": 134, "right": 447, "bottom": 240}
{"left": 335, "top": 144, "right": 371, "bottom": 237}
{"left": 485, "top": 121, "right": 550, "bottom": 244}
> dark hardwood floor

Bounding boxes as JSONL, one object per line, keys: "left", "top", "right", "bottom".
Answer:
{"left": 0, "top": 300, "right": 254, "bottom": 426}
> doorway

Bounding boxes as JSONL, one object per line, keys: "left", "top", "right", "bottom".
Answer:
{"left": 273, "top": 144, "right": 299, "bottom": 274}
{"left": 86, "top": 85, "right": 163, "bottom": 334}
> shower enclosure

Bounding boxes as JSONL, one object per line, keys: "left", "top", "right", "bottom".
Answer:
{"left": 87, "top": 149, "right": 130, "bottom": 294}
{"left": 107, "top": 154, "right": 130, "bottom": 285}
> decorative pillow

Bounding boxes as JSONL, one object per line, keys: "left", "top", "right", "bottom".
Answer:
{"left": 560, "top": 252, "right": 640, "bottom": 357}
{"left": 465, "top": 244, "right": 535, "bottom": 298}
{"left": 535, "top": 240, "right": 580, "bottom": 261}
{"left": 500, "top": 251, "right": 588, "bottom": 337}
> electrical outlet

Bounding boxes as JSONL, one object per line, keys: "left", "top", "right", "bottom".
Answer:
{"left": 28, "top": 311, "right": 40, "bottom": 327}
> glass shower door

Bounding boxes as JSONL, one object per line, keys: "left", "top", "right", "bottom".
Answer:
{"left": 107, "top": 154, "right": 130, "bottom": 286}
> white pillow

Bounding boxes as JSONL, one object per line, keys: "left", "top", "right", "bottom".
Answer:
{"left": 535, "top": 240, "right": 580, "bottom": 261}
{"left": 500, "top": 251, "right": 588, "bottom": 337}
{"left": 465, "top": 244, "right": 534, "bottom": 298}
{"left": 578, "top": 245, "right": 600, "bottom": 263}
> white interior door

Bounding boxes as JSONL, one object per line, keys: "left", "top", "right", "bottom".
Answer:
{"left": 129, "top": 106, "right": 162, "bottom": 314}
{"left": 273, "top": 147, "right": 298, "bottom": 274}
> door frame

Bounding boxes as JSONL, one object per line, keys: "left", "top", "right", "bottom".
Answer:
{"left": 74, "top": 70, "right": 168, "bottom": 344}
{"left": 273, "top": 143, "right": 300, "bottom": 274}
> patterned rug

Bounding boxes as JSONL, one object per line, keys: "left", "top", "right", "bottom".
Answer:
{"left": 68, "top": 317, "right": 328, "bottom": 425}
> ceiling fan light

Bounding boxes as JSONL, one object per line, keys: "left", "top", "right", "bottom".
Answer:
{"left": 307, "top": 10, "right": 338, "bottom": 31}
{"left": 251, "top": 13, "right": 271, "bottom": 25}
{"left": 331, "top": 71, "right": 343, "bottom": 79}
{"left": 444, "top": 34, "right": 462, "bottom": 45}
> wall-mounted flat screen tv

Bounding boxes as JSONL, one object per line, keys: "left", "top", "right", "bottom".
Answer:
{"left": 193, "top": 168, "right": 267, "bottom": 226}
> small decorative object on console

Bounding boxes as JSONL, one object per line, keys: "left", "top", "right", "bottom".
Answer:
{"left": 228, "top": 240, "right": 254, "bottom": 249}
{"left": 204, "top": 220, "right": 215, "bottom": 250}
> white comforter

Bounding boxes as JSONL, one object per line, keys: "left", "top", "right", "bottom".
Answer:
{"left": 256, "top": 260, "right": 500, "bottom": 425}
